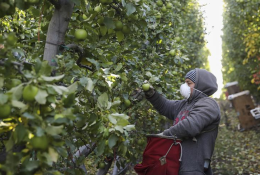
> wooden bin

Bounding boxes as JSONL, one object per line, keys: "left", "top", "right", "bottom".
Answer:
{"left": 225, "top": 81, "right": 240, "bottom": 95}
{"left": 228, "top": 90, "right": 259, "bottom": 129}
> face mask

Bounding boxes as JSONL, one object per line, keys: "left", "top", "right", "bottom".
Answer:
{"left": 180, "top": 83, "right": 191, "bottom": 99}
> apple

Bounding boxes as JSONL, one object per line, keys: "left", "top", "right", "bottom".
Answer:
{"left": 23, "top": 85, "right": 39, "bottom": 102}
{"left": 124, "top": 99, "right": 131, "bottom": 107}
{"left": 30, "top": 135, "right": 48, "bottom": 150}
{"left": 169, "top": 49, "right": 176, "bottom": 56}
{"left": 122, "top": 26, "right": 130, "bottom": 34}
{"left": 166, "top": 2, "right": 173, "bottom": 9}
{"left": 0, "top": 104, "right": 11, "bottom": 119}
{"left": 99, "top": 162, "right": 105, "bottom": 169}
{"left": 115, "top": 21, "right": 123, "bottom": 30}
{"left": 142, "top": 83, "right": 150, "bottom": 91}
{"left": 94, "top": 6, "right": 101, "bottom": 13}
{"left": 82, "top": 14, "right": 87, "bottom": 20}
{"left": 74, "top": 29, "right": 88, "bottom": 40}
{"left": 155, "top": 13, "right": 161, "bottom": 19}
{"left": 156, "top": 0, "right": 163, "bottom": 7}
{"left": 161, "top": 6, "right": 167, "bottom": 13}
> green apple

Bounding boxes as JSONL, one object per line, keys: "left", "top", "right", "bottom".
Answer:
{"left": 74, "top": 29, "right": 88, "bottom": 40}
{"left": 169, "top": 49, "right": 176, "bottom": 56}
{"left": 124, "top": 99, "right": 131, "bottom": 107}
{"left": 23, "top": 85, "right": 39, "bottom": 102}
{"left": 115, "top": 21, "right": 123, "bottom": 30}
{"left": 161, "top": 6, "right": 167, "bottom": 13}
{"left": 0, "top": 104, "right": 11, "bottom": 119}
{"left": 82, "top": 14, "right": 87, "bottom": 20}
{"left": 166, "top": 2, "right": 173, "bottom": 9}
{"left": 30, "top": 135, "right": 49, "bottom": 150}
{"left": 156, "top": 0, "right": 163, "bottom": 7}
{"left": 94, "top": 6, "right": 101, "bottom": 13}
{"left": 122, "top": 26, "right": 130, "bottom": 34}
{"left": 142, "top": 83, "right": 150, "bottom": 91}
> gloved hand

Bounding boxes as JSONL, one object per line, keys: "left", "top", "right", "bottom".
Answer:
{"left": 157, "top": 132, "right": 164, "bottom": 136}
{"left": 142, "top": 81, "right": 155, "bottom": 98}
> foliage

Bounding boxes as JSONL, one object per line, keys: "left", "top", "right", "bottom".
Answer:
{"left": 0, "top": 0, "right": 208, "bottom": 174}
{"left": 222, "top": 0, "right": 260, "bottom": 102}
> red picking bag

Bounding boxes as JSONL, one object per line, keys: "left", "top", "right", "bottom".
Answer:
{"left": 134, "top": 134, "right": 182, "bottom": 175}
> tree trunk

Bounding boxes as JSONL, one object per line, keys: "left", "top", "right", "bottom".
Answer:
{"left": 43, "top": 0, "right": 74, "bottom": 66}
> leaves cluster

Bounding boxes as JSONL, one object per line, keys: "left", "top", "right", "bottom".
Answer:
{"left": 222, "top": 0, "right": 260, "bottom": 101}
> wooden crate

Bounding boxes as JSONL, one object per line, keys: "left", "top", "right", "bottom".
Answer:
{"left": 228, "top": 91, "right": 259, "bottom": 129}
{"left": 225, "top": 81, "right": 240, "bottom": 95}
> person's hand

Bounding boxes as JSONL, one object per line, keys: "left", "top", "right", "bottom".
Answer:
{"left": 142, "top": 81, "right": 155, "bottom": 98}
{"left": 157, "top": 132, "right": 164, "bottom": 136}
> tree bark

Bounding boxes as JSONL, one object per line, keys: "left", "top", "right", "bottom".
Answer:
{"left": 43, "top": 0, "right": 74, "bottom": 66}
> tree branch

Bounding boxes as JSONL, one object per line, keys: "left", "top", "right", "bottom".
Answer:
{"left": 64, "top": 44, "right": 93, "bottom": 71}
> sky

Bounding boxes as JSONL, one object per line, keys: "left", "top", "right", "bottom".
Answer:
{"left": 197, "top": 0, "right": 224, "bottom": 98}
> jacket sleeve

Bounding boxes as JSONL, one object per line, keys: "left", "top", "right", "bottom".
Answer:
{"left": 163, "top": 98, "right": 220, "bottom": 137}
{"left": 147, "top": 91, "right": 186, "bottom": 120}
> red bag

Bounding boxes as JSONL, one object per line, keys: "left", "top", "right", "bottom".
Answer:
{"left": 134, "top": 134, "right": 182, "bottom": 175}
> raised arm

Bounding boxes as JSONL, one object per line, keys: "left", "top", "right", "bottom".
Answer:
{"left": 146, "top": 91, "right": 186, "bottom": 120}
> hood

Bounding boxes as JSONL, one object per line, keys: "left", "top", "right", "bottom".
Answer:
{"left": 194, "top": 68, "right": 218, "bottom": 96}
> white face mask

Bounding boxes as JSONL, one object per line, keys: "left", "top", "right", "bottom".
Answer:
{"left": 180, "top": 83, "right": 191, "bottom": 99}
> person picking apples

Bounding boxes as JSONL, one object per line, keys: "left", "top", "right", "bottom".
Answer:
{"left": 143, "top": 68, "right": 221, "bottom": 175}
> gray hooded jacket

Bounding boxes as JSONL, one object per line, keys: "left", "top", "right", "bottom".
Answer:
{"left": 147, "top": 68, "right": 221, "bottom": 175}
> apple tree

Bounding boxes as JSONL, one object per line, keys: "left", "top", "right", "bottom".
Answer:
{"left": 222, "top": 0, "right": 260, "bottom": 101}
{"left": 0, "top": 0, "right": 208, "bottom": 174}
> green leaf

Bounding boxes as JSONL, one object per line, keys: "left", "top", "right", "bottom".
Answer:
{"left": 111, "top": 113, "right": 129, "bottom": 120}
{"left": 25, "top": 161, "right": 39, "bottom": 171}
{"left": 97, "top": 93, "right": 108, "bottom": 110}
{"left": 100, "top": 26, "right": 108, "bottom": 36}
{"left": 117, "top": 118, "right": 129, "bottom": 126}
{"left": 63, "top": 93, "right": 75, "bottom": 108}
{"left": 14, "top": 124, "right": 27, "bottom": 143}
{"left": 96, "top": 140, "right": 105, "bottom": 156}
{"left": 48, "top": 147, "right": 59, "bottom": 162}
{"left": 115, "top": 63, "right": 123, "bottom": 72}
{"left": 108, "top": 114, "right": 117, "bottom": 124}
{"left": 5, "top": 135, "right": 14, "bottom": 151}
{"left": 108, "top": 134, "right": 118, "bottom": 148}
{"left": 0, "top": 94, "right": 8, "bottom": 105}
{"left": 8, "top": 84, "right": 23, "bottom": 100}
{"left": 86, "top": 78, "right": 94, "bottom": 92}
{"left": 116, "top": 31, "right": 124, "bottom": 42}
{"left": 126, "top": 3, "right": 136, "bottom": 16}
{"left": 68, "top": 82, "right": 78, "bottom": 93}
{"left": 46, "top": 125, "right": 64, "bottom": 136}
{"left": 0, "top": 77, "right": 3, "bottom": 89}
{"left": 46, "top": 85, "right": 68, "bottom": 95}
{"left": 123, "top": 125, "right": 135, "bottom": 131}
{"left": 115, "top": 125, "right": 124, "bottom": 133}
{"left": 12, "top": 100, "right": 27, "bottom": 109}
{"left": 35, "top": 89, "right": 48, "bottom": 104}
{"left": 118, "top": 143, "right": 127, "bottom": 156}
{"left": 40, "top": 74, "right": 65, "bottom": 82}
{"left": 104, "top": 17, "right": 115, "bottom": 29}
{"left": 22, "top": 112, "right": 35, "bottom": 119}
{"left": 80, "top": 77, "right": 88, "bottom": 86}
